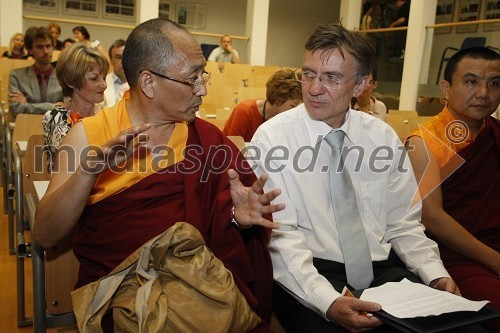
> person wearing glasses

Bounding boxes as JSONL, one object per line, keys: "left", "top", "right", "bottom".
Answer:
{"left": 249, "top": 22, "right": 459, "bottom": 332}
{"left": 34, "top": 18, "right": 284, "bottom": 332}
{"left": 350, "top": 71, "right": 387, "bottom": 121}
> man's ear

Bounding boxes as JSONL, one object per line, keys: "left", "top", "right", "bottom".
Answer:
{"left": 139, "top": 71, "right": 155, "bottom": 99}
{"left": 353, "top": 76, "right": 370, "bottom": 97}
{"left": 440, "top": 80, "right": 450, "bottom": 100}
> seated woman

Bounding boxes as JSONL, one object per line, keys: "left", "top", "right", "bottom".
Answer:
{"left": 2, "top": 33, "right": 29, "bottom": 59}
{"left": 42, "top": 43, "right": 109, "bottom": 171}
{"left": 223, "top": 69, "right": 302, "bottom": 142}
{"left": 72, "top": 25, "right": 109, "bottom": 63}
{"left": 350, "top": 71, "right": 386, "bottom": 121}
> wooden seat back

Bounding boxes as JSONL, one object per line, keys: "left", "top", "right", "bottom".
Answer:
{"left": 23, "top": 134, "right": 79, "bottom": 315}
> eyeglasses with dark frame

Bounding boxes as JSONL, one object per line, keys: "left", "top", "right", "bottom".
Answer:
{"left": 294, "top": 68, "right": 359, "bottom": 90}
{"left": 144, "top": 69, "right": 211, "bottom": 92}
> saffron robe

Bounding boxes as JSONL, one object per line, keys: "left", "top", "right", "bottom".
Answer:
{"left": 73, "top": 95, "right": 273, "bottom": 329}
{"left": 410, "top": 109, "right": 500, "bottom": 309}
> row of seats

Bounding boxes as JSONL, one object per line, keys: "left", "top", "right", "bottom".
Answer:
{"left": 200, "top": 62, "right": 289, "bottom": 120}
{"left": 202, "top": 106, "right": 434, "bottom": 137}
{"left": 1, "top": 111, "right": 78, "bottom": 332}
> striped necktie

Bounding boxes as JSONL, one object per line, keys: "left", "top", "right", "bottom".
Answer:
{"left": 39, "top": 73, "right": 47, "bottom": 103}
{"left": 324, "top": 130, "right": 374, "bottom": 290}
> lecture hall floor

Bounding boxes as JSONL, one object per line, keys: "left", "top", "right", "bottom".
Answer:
{"left": 0, "top": 194, "right": 76, "bottom": 333}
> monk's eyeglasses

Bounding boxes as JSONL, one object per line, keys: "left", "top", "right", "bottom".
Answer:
{"left": 143, "top": 69, "right": 211, "bottom": 93}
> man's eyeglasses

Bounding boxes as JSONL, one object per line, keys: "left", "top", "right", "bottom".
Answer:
{"left": 145, "top": 69, "right": 211, "bottom": 93}
{"left": 294, "top": 69, "right": 358, "bottom": 90}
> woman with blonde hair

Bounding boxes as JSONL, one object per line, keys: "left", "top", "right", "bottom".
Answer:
{"left": 42, "top": 43, "right": 109, "bottom": 171}
{"left": 2, "top": 33, "right": 29, "bottom": 59}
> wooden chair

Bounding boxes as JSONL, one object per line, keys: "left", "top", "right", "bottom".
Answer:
{"left": 216, "top": 107, "right": 233, "bottom": 120}
{"left": 23, "top": 135, "right": 78, "bottom": 332}
{"left": 204, "top": 118, "right": 226, "bottom": 131}
{"left": 52, "top": 50, "right": 61, "bottom": 63}
{"left": 205, "top": 60, "right": 221, "bottom": 75}
{"left": 199, "top": 102, "right": 218, "bottom": 119}
{"left": 388, "top": 109, "right": 419, "bottom": 120}
{"left": 7, "top": 113, "right": 44, "bottom": 252}
{"left": 246, "top": 74, "right": 271, "bottom": 88}
{"left": 227, "top": 135, "right": 245, "bottom": 151}
{"left": 386, "top": 114, "right": 411, "bottom": 141}
{"left": 250, "top": 65, "right": 281, "bottom": 76}
{"left": 237, "top": 86, "right": 266, "bottom": 101}
{"left": 223, "top": 63, "right": 252, "bottom": 80}
{"left": 0, "top": 57, "right": 34, "bottom": 107}
{"left": 8, "top": 115, "right": 44, "bottom": 325}
{"left": 205, "top": 84, "right": 238, "bottom": 109}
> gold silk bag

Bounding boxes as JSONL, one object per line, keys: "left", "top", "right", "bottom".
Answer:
{"left": 71, "top": 222, "right": 261, "bottom": 333}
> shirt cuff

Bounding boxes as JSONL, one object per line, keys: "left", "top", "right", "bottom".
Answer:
{"left": 417, "top": 261, "right": 451, "bottom": 285}
{"left": 308, "top": 284, "right": 341, "bottom": 319}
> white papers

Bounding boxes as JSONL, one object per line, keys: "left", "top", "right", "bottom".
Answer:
{"left": 360, "top": 279, "right": 489, "bottom": 318}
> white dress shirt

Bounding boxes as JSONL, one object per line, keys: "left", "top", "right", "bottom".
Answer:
{"left": 103, "top": 72, "right": 125, "bottom": 107}
{"left": 249, "top": 104, "right": 450, "bottom": 317}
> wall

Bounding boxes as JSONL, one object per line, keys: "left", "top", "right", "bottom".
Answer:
{"left": 267, "top": 0, "right": 341, "bottom": 67}
{"left": 20, "top": 0, "right": 341, "bottom": 68}
{"left": 16, "top": 0, "right": 500, "bottom": 85}
{"left": 429, "top": 0, "right": 500, "bottom": 85}
{"left": 22, "top": 0, "right": 249, "bottom": 63}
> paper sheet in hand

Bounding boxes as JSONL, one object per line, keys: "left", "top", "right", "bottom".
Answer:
{"left": 360, "top": 279, "right": 489, "bottom": 318}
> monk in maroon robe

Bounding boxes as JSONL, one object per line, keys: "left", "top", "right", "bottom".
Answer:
{"left": 34, "top": 18, "right": 284, "bottom": 332}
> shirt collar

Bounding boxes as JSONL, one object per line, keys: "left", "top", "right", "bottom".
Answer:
{"left": 112, "top": 72, "right": 123, "bottom": 85}
{"left": 300, "top": 105, "right": 356, "bottom": 147}
{"left": 34, "top": 65, "right": 52, "bottom": 78}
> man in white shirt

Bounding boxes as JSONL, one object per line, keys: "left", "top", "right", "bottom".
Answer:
{"left": 207, "top": 34, "right": 239, "bottom": 64}
{"left": 250, "top": 22, "right": 460, "bottom": 332}
{"left": 103, "top": 39, "right": 128, "bottom": 107}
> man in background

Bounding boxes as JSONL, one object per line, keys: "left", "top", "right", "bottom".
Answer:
{"left": 208, "top": 34, "right": 240, "bottom": 64}
{"left": 8, "top": 26, "right": 63, "bottom": 117}
{"left": 103, "top": 38, "right": 128, "bottom": 107}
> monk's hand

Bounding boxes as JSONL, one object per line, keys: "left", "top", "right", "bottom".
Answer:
{"left": 430, "top": 277, "right": 461, "bottom": 296}
{"left": 228, "top": 169, "right": 284, "bottom": 229}
{"left": 326, "top": 297, "right": 382, "bottom": 332}
{"left": 81, "top": 123, "right": 150, "bottom": 175}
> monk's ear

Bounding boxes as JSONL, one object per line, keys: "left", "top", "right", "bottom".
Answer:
{"left": 139, "top": 70, "right": 155, "bottom": 99}
{"left": 440, "top": 79, "right": 450, "bottom": 100}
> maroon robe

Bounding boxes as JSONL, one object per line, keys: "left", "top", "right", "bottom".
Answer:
{"left": 438, "top": 116, "right": 499, "bottom": 309}
{"left": 72, "top": 118, "right": 273, "bottom": 330}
